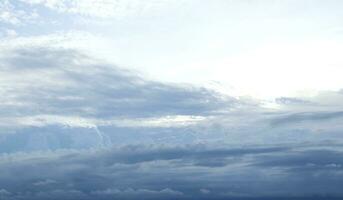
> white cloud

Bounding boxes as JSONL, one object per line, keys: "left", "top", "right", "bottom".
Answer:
{"left": 0, "top": 1, "right": 21, "bottom": 25}
{"left": 0, "top": 31, "right": 102, "bottom": 51}
{"left": 33, "top": 179, "right": 57, "bottom": 186}
{"left": 21, "top": 0, "right": 185, "bottom": 19}
{"left": 3, "top": 114, "right": 205, "bottom": 129}
{"left": 92, "top": 188, "right": 183, "bottom": 196}
{"left": 4, "top": 29, "right": 17, "bottom": 37}
{"left": 200, "top": 188, "right": 211, "bottom": 194}
{"left": 0, "top": 0, "right": 39, "bottom": 25}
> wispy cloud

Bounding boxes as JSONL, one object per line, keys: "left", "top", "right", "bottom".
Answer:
{"left": 20, "top": 0, "right": 185, "bottom": 19}
{"left": 0, "top": 0, "right": 38, "bottom": 25}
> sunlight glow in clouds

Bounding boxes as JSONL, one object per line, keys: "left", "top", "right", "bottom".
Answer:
{"left": 2, "top": 0, "right": 343, "bottom": 98}
{"left": 192, "top": 39, "right": 343, "bottom": 98}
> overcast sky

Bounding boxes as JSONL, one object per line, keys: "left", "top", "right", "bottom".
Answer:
{"left": 1, "top": 1, "right": 343, "bottom": 200}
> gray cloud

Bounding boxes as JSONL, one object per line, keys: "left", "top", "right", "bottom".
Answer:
{"left": 271, "top": 111, "right": 343, "bottom": 126}
{"left": 0, "top": 47, "right": 241, "bottom": 153}
{"left": 2, "top": 47, "right": 343, "bottom": 200}
{"left": 0, "top": 144, "right": 342, "bottom": 199}
{"left": 2, "top": 1, "right": 343, "bottom": 199}
{"left": 0, "top": 47, "right": 235, "bottom": 120}
{"left": 275, "top": 97, "right": 313, "bottom": 106}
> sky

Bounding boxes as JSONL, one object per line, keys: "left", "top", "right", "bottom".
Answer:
{"left": 1, "top": 0, "right": 343, "bottom": 200}
{"left": 2, "top": 0, "right": 343, "bottom": 98}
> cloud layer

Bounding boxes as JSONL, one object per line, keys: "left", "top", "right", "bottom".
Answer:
{"left": 1, "top": 144, "right": 343, "bottom": 199}
{"left": 1, "top": 47, "right": 343, "bottom": 199}
{"left": 2, "top": 1, "right": 343, "bottom": 199}
{"left": 0, "top": 47, "right": 237, "bottom": 152}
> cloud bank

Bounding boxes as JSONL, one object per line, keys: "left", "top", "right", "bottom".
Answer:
{"left": 1, "top": 144, "right": 343, "bottom": 199}
{"left": 1, "top": 46, "right": 343, "bottom": 199}
{"left": 0, "top": 47, "right": 237, "bottom": 152}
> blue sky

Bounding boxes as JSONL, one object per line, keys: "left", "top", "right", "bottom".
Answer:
{"left": 1, "top": 1, "right": 343, "bottom": 199}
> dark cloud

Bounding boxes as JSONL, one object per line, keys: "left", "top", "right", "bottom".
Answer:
{"left": 271, "top": 111, "right": 343, "bottom": 126}
{"left": 0, "top": 144, "right": 342, "bottom": 199}
{"left": 254, "top": 149, "right": 343, "bottom": 169}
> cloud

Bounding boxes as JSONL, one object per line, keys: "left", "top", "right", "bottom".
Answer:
{"left": 2, "top": 45, "right": 343, "bottom": 153}
{"left": 33, "top": 179, "right": 57, "bottom": 186}
{"left": 200, "top": 188, "right": 210, "bottom": 194}
{"left": 0, "top": 189, "right": 11, "bottom": 196}
{"left": 0, "top": 143, "right": 343, "bottom": 199}
{"left": 91, "top": 187, "right": 184, "bottom": 197}
{"left": 2, "top": 46, "right": 343, "bottom": 154}
{"left": 0, "top": 47, "right": 235, "bottom": 121}
{"left": 275, "top": 97, "right": 313, "bottom": 106}
{"left": 254, "top": 149, "right": 343, "bottom": 174}
{"left": 0, "top": 0, "right": 39, "bottom": 25}
{"left": 0, "top": 46, "right": 239, "bottom": 152}
{"left": 1, "top": 45, "right": 343, "bottom": 200}
{"left": 20, "top": 0, "right": 185, "bottom": 19}
{"left": 271, "top": 111, "right": 343, "bottom": 126}
{"left": 2, "top": 1, "right": 343, "bottom": 199}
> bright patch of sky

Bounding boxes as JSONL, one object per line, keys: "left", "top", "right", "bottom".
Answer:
{"left": 2, "top": 0, "right": 343, "bottom": 98}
